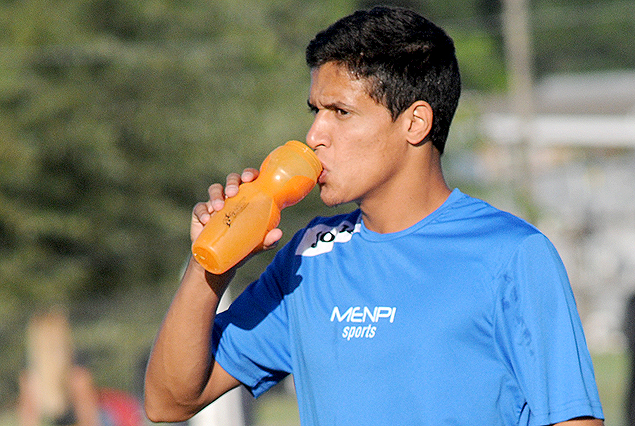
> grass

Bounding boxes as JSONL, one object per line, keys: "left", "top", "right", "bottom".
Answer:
{"left": 593, "top": 352, "right": 629, "bottom": 426}
{"left": 254, "top": 391, "right": 301, "bottom": 426}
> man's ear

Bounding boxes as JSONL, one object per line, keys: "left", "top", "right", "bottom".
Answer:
{"left": 405, "top": 101, "right": 433, "bottom": 146}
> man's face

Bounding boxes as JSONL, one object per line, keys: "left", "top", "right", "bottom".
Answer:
{"left": 306, "top": 62, "right": 410, "bottom": 208}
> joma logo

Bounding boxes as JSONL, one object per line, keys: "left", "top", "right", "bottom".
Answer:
{"left": 296, "top": 220, "right": 361, "bottom": 256}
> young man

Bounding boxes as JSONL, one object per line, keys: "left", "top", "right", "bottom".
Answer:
{"left": 145, "top": 6, "right": 604, "bottom": 425}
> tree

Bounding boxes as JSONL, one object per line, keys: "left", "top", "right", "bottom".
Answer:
{"left": 0, "top": 0, "right": 355, "bottom": 404}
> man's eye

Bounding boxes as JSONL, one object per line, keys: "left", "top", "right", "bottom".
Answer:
{"left": 335, "top": 108, "right": 349, "bottom": 116}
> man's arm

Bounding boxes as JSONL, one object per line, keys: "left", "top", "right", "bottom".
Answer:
{"left": 144, "top": 258, "right": 240, "bottom": 422}
{"left": 144, "top": 169, "right": 282, "bottom": 422}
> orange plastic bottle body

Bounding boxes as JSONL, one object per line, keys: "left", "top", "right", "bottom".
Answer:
{"left": 192, "top": 184, "right": 279, "bottom": 274}
{"left": 191, "top": 141, "right": 322, "bottom": 274}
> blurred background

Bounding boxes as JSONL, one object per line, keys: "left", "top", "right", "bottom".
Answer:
{"left": 0, "top": 0, "right": 633, "bottom": 424}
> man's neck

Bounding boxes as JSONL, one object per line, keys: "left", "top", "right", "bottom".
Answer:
{"left": 359, "top": 175, "right": 451, "bottom": 234}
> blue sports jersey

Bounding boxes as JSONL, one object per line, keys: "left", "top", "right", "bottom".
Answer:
{"left": 212, "top": 189, "right": 604, "bottom": 425}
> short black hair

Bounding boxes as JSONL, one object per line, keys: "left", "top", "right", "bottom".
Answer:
{"left": 306, "top": 6, "right": 461, "bottom": 154}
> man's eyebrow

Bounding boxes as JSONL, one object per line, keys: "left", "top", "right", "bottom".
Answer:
{"left": 310, "top": 100, "right": 351, "bottom": 110}
{"left": 307, "top": 99, "right": 319, "bottom": 112}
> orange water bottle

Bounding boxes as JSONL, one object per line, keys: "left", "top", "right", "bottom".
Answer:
{"left": 192, "top": 140, "right": 322, "bottom": 274}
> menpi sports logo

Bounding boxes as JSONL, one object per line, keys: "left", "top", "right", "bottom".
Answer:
{"left": 330, "top": 306, "right": 397, "bottom": 341}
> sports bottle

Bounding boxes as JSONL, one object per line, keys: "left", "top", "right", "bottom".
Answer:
{"left": 192, "top": 140, "right": 322, "bottom": 274}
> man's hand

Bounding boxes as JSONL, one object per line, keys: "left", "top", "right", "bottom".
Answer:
{"left": 190, "top": 168, "right": 283, "bottom": 250}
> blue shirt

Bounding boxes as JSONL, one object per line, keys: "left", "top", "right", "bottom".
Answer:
{"left": 213, "top": 189, "right": 604, "bottom": 425}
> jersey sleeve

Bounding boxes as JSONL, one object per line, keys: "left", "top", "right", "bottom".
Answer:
{"left": 210, "top": 230, "right": 304, "bottom": 397}
{"left": 494, "top": 233, "right": 604, "bottom": 425}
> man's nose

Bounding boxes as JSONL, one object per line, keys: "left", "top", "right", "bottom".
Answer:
{"left": 306, "top": 113, "right": 329, "bottom": 150}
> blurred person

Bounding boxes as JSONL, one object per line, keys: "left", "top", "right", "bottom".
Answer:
{"left": 18, "top": 309, "right": 144, "bottom": 426}
{"left": 144, "top": 6, "right": 604, "bottom": 425}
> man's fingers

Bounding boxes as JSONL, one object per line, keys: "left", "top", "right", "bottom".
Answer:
{"left": 207, "top": 183, "right": 227, "bottom": 211}
{"left": 241, "top": 168, "right": 259, "bottom": 183}
{"left": 190, "top": 202, "right": 211, "bottom": 243}
{"left": 224, "top": 172, "right": 242, "bottom": 197}
{"left": 263, "top": 228, "right": 283, "bottom": 250}
{"left": 217, "top": 168, "right": 260, "bottom": 201}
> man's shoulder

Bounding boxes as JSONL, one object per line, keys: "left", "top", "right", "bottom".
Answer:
{"left": 445, "top": 190, "right": 542, "bottom": 241}
{"left": 442, "top": 191, "right": 561, "bottom": 275}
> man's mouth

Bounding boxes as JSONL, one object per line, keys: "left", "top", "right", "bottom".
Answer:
{"left": 317, "top": 168, "right": 327, "bottom": 184}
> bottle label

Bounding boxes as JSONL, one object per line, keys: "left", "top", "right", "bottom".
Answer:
{"left": 223, "top": 197, "right": 249, "bottom": 227}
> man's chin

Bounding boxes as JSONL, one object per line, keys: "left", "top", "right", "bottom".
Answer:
{"left": 319, "top": 192, "right": 353, "bottom": 209}
{"left": 319, "top": 192, "right": 340, "bottom": 208}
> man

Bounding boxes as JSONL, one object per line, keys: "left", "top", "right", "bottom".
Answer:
{"left": 145, "top": 6, "right": 604, "bottom": 425}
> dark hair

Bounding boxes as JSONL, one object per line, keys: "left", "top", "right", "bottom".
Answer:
{"left": 306, "top": 6, "right": 461, "bottom": 154}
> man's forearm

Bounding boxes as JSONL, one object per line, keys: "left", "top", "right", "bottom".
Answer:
{"left": 144, "top": 257, "right": 234, "bottom": 422}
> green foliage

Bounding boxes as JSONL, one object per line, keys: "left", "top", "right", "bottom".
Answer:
{"left": 0, "top": 0, "right": 355, "bottom": 404}
{"left": 533, "top": 0, "right": 635, "bottom": 74}
{"left": 0, "top": 0, "right": 347, "bottom": 305}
